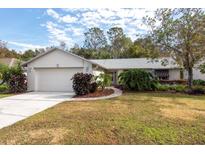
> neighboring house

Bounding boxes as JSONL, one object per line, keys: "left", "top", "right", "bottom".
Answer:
{"left": 0, "top": 58, "right": 21, "bottom": 83}
{"left": 22, "top": 48, "right": 99, "bottom": 92}
{"left": 22, "top": 48, "right": 205, "bottom": 92}
{"left": 0, "top": 58, "right": 20, "bottom": 68}
{"left": 91, "top": 58, "right": 205, "bottom": 84}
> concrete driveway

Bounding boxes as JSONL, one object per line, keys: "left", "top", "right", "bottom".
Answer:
{"left": 0, "top": 92, "right": 74, "bottom": 129}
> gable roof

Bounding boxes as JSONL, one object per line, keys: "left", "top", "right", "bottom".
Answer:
{"left": 0, "top": 58, "right": 20, "bottom": 67}
{"left": 22, "top": 48, "right": 101, "bottom": 67}
{"left": 90, "top": 58, "right": 180, "bottom": 70}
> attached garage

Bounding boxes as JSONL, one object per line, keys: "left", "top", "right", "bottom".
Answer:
{"left": 22, "top": 48, "right": 94, "bottom": 92}
{"left": 35, "top": 68, "right": 83, "bottom": 92}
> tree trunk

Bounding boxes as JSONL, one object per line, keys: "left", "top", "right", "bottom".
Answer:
{"left": 187, "top": 67, "right": 193, "bottom": 89}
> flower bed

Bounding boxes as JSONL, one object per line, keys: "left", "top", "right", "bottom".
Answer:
{"left": 74, "top": 88, "right": 114, "bottom": 98}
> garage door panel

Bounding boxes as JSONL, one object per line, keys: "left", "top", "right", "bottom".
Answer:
{"left": 35, "top": 68, "right": 83, "bottom": 92}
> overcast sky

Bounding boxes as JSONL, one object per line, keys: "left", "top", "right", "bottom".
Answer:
{"left": 0, "top": 8, "right": 156, "bottom": 52}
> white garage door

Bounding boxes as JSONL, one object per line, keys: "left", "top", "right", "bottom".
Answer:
{"left": 35, "top": 68, "right": 83, "bottom": 92}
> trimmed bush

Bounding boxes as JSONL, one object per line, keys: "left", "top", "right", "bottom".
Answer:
{"left": 193, "top": 79, "right": 205, "bottom": 86}
{"left": 186, "top": 86, "right": 205, "bottom": 95}
{"left": 156, "top": 84, "right": 186, "bottom": 92}
{"left": 156, "top": 84, "right": 170, "bottom": 91}
{"left": 8, "top": 73, "right": 27, "bottom": 93}
{"left": 118, "top": 69, "right": 158, "bottom": 91}
{"left": 72, "top": 73, "right": 97, "bottom": 95}
{"left": 170, "top": 85, "right": 186, "bottom": 92}
{"left": 159, "top": 80, "right": 187, "bottom": 85}
{"left": 89, "top": 82, "right": 98, "bottom": 93}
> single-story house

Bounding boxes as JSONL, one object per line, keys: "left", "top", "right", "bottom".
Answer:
{"left": 22, "top": 48, "right": 205, "bottom": 92}
{"left": 91, "top": 58, "right": 205, "bottom": 84}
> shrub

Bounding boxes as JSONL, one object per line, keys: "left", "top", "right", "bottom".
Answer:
{"left": 0, "top": 84, "right": 9, "bottom": 93}
{"left": 193, "top": 79, "right": 205, "bottom": 86}
{"left": 89, "top": 82, "right": 98, "bottom": 93}
{"left": 170, "top": 85, "right": 186, "bottom": 92}
{"left": 156, "top": 84, "right": 187, "bottom": 92}
{"left": 72, "top": 73, "right": 96, "bottom": 95}
{"left": 0, "top": 64, "right": 9, "bottom": 84}
{"left": 1, "top": 64, "right": 27, "bottom": 93}
{"left": 118, "top": 69, "right": 158, "bottom": 91}
{"left": 95, "top": 73, "right": 112, "bottom": 90}
{"left": 186, "top": 86, "right": 205, "bottom": 95}
{"left": 156, "top": 84, "right": 170, "bottom": 91}
{"left": 8, "top": 73, "right": 27, "bottom": 93}
{"left": 159, "top": 80, "right": 187, "bottom": 85}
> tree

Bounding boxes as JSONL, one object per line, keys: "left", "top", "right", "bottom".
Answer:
{"left": 21, "top": 49, "right": 41, "bottom": 61}
{"left": 200, "top": 63, "right": 205, "bottom": 74}
{"left": 59, "top": 41, "right": 67, "bottom": 50}
{"left": 0, "top": 40, "right": 20, "bottom": 58}
{"left": 107, "top": 27, "right": 133, "bottom": 58}
{"left": 70, "top": 43, "right": 111, "bottom": 59}
{"left": 144, "top": 8, "right": 205, "bottom": 88}
{"left": 0, "top": 40, "right": 7, "bottom": 48}
{"left": 127, "top": 36, "right": 161, "bottom": 58}
{"left": 84, "top": 27, "right": 107, "bottom": 50}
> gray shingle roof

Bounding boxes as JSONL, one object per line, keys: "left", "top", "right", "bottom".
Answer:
{"left": 90, "top": 58, "right": 180, "bottom": 70}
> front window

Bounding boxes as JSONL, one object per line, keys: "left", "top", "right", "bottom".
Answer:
{"left": 155, "top": 69, "right": 169, "bottom": 80}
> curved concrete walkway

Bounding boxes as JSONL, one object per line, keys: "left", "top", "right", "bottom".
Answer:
{"left": 69, "top": 87, "right": 122, "bottom": 101}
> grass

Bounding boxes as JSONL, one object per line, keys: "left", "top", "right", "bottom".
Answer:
{"left": 0, "top": 93, "right": 13, "bottom": 99}
{"left": 0, "top": 92, "right": 205, "bottom": 144}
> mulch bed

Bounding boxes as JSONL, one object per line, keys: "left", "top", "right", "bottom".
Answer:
{"left": 74, "top": 88, "right": 114, "bottom": 98}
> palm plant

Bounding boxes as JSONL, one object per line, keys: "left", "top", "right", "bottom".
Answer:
{"left": 118, "top": 69, "right": 158, "bottom": 91}
{"left": 96, "top": 73, "right": 112, "bottom": 90}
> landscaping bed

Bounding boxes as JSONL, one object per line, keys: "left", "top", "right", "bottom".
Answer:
{"left": 74, "top": 88, "right": 114, "bottom": 98}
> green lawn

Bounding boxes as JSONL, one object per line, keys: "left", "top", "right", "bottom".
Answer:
{"left": 0, "top": 94, "right": 12, "bottom": 99}
{"left": 0, "top": 92, "right": 205, "bottom": 144}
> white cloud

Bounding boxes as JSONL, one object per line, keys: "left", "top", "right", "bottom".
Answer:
{"left": 65, "top": 27, "right": 84, "bottom": 36}
{"left": 60, "top": 14, "right": 78, "bottom": 23}
{"left": 8, "top": 41, "right": 46, "bottom": 51}
{"left": 47, "top": 9, "right": 60, "bottom": 19}
{"left": 77, "top": 8, "right": 156, "bottom": 36}
{"left": 46, "top": 9, "right": 78, "bottom": 24}
{"left": 45, "top": 21, "right": 74, "bottom": 47}
{"left": 44, "top": 8, "right": 157, "bottom": 47}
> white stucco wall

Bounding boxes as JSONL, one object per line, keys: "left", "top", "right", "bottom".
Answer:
{"left": 83, "top": 61, "right": 93, "bottom": 74}
{"left": 169, "top": 69, "right": 180, "bottom": 80}
{"left": 184, "top": 68, "right": 205, "bottom": 80}
{"left": 27, "top": 67, "right": 35, "bottom": 91}
{"left": 28, "top": 49, "right": 84, "bottom": 68}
